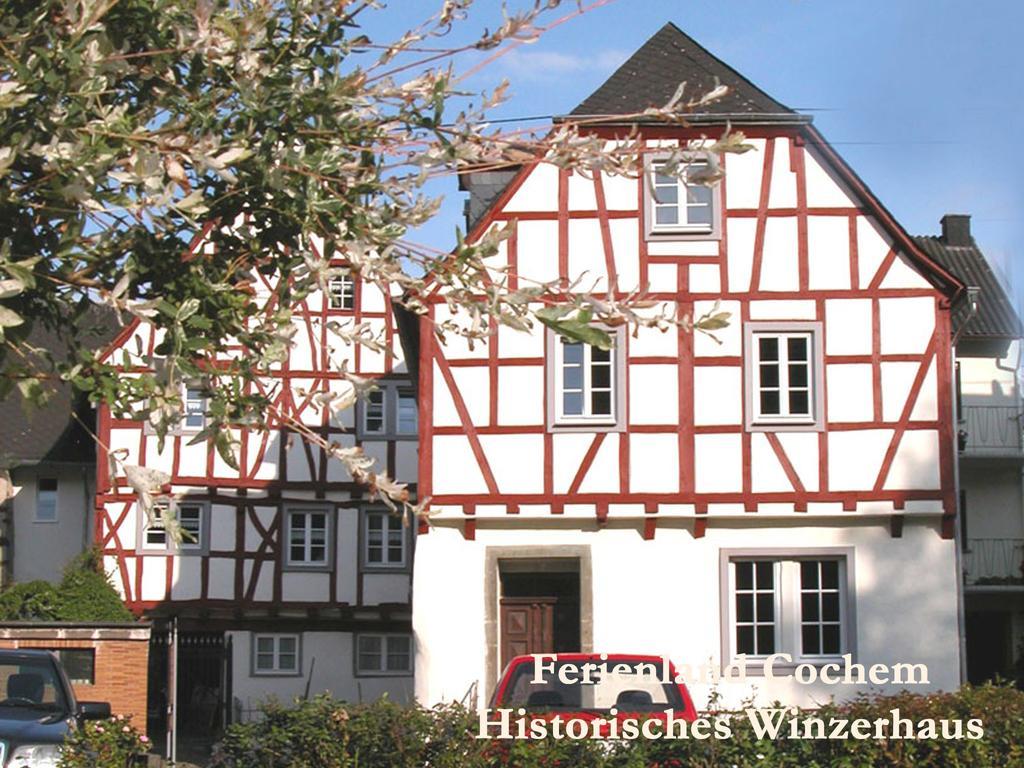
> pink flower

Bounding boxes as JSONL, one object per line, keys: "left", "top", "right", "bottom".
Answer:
{"left": 96, "top": 726, "right": 105, "bottom": 734}
{"left": 122, "top": 726, "right": 131, "bottom": 733}
{"left": 140, "top": 736, "right": 150, "bottom": 744}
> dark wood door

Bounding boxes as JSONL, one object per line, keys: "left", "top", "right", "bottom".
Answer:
{"left": 500, "top": 597, "right": 556, "bottom": 670}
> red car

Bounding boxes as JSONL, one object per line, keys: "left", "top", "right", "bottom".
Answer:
{"left": 489, "top": 653, "right": 697, "bottom": 735}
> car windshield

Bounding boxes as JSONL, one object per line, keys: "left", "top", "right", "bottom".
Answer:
{"left": 498, "top": 658, "right": 684, "bottom": 714}
{"left": 0, "top": 659, "right": 67, "bottom": 713}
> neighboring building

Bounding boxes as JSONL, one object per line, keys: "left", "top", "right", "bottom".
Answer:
{"left": 94, "top": 247, "right": 418, "bottom": 738}
{"left": 915, "top": 216, "right": 1024, "bottom": 683}
{"left": 409, "top": 23, "right": 969, "bottom": 709}
{"left": 0, "top": 315, "right": 118, "bottom": 585}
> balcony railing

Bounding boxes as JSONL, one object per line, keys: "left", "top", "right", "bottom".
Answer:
{"left": 964, "top": 538, "right": 1024, "bottom": 586}
{"left": 960, "top": 405, "right": 1024, "bottom": 457}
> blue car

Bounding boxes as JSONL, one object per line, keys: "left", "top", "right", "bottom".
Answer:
{"left": 0, "top": 649, "right": 110, "bottom": 767}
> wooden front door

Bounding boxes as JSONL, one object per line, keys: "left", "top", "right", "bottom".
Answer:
{"left": 500, "top": 597, "right": 556, "bottom": 670}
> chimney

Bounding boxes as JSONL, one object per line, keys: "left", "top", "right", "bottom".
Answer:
{"left": 941, "top": 214, "right": 972, "bottom": 247}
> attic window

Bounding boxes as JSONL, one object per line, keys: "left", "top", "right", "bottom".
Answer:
{"left": 643, "top": 154, "right": 720, "bottom": 240}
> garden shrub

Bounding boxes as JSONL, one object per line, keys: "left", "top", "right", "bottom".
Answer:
{"left": 54, "top": 550, "right": 134, "bottom": 622}
{"left": 59, "top": 713, "right": 148, "bottom": 768}
{"left": 0, "top": 548, "right": 133, "bottom": 623}
{"left": 0, "top": 579, "right": 61, "bottom": 621}
{"left": 211, "top": 684, "right": 1024, "bottom": 768}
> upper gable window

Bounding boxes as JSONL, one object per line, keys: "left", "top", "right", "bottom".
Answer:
{"left": 327, "top": 274, "right": 355, "bottom": 310}
{"left": 643, "top": 154, "right": 720, "bottom": 240}
{"left": 546, "top": 328, "right": 626, "bottom": 431}
{"left": 743, "top": 322, "right": 824, "bottom": 432}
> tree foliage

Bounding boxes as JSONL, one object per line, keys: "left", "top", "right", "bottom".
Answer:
{"left": 0, "top": 0, "right": 741, "bottom": 523}
{"left": 0, "top": 549, "right": 134, "bottom": 622}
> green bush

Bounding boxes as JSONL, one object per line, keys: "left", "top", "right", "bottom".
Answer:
{"left": 0, "top": 580, "right": 61, "bottom": 621}
{"left": 58, "top": 713, "right": 148, "bottom": 768}
{"left": 0, "top": 548, "right": 133, "bottom": 623}
{"left": 211, "top": 685, "right": 1024, "bottom": 768}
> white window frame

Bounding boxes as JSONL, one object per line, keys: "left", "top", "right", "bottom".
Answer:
{"left": 34, "top": 478, "right": 58, "bottom": 523}
{"left": 396, "top": 387, "right": 418, "bottom": 435}
{"left": 327, "top": 274, "right": 356, "bottom": 310}
{"left": 720, "top": 549, "right": 855, "bottom": 674}
{"left": 744, "top": 322, "right": 825, "bottom": 432}
{"left": 138, "top": 500, "right": 209, "bottom": 555}
{"left": 546, "top": 327, "right": 626, "bottom": 431}
{"left": 354, "top": 633, "right": 413, "bottom": 676}
{"left": 363, "top": 510, "right": 408, "bottom": 570}
{"left": 361, "top": 389, "right": 386, "bottom": 435}
{"left": 183, "top": 385, "right": 206, "bottom": 431}
{"left": 284, "top": 506, "right": 332, "bottom": 570}
{"left": 176, "top": 503, "right": 205, "bottom": 551}
{"left": 642, "top": 152, "right": 721, "bottom": 240}
{"left": 252, "top": 633, "right": 301, "bottom": 676}
{"left": 355, "top": 380, "right": 418, "bottom": 440}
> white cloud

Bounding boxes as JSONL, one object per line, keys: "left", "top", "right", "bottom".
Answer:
{"left": 498, "top": 48, "right": 628, "bottom": 81}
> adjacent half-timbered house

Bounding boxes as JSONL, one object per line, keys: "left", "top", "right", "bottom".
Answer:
{"left": 409, "top": 23, "right": 967, "bottom": 708}
{"left": 95, "top": 238, "right": 417, "bottom": 733}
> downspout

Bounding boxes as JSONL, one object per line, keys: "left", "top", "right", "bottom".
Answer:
{"left": 951, "top": 287, "right": 979, "bottom": 686}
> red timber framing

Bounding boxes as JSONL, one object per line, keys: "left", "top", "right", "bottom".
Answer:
{"left": 422, "top": 122, "right": 963, "bottom": 541}
{"left": 95, "top": 243, "right": 416, "bottom": 615}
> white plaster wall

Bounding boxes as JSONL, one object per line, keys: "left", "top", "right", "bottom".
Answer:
{"left": 229, "top": 630, "right": 414, "bottom": 718}
{"left": 413, "top": 522, "right": 960, "bottom": 710}
{"left": 960, "top": 463, "right": 1023, "bottom": 539}
{"left": 959, "top": 341, "right": 1019, "bottom": 402}
{"left": 10, "top": 466, "right": 93, "bottom": 583}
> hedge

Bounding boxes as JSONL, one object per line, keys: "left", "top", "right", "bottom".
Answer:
{"left": 208, "top": 684, "right": 1024, "bottom": 768}
{"left": 0, "top": 548, "right": 133, "bottom": 623}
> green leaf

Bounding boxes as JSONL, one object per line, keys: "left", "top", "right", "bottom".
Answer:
{"left": 215, "top": 430, "right": 240, "bottom": 471}
{"left": 0, "top": 279, "right": 23, "bottom": 300}
{"left": 4, "top": 257, "right": 40, "bottom": 290}
{"left": 698, "top": 312, "right": 732, "bottom": 331}
{"left": 0, "top": 306, "right": 23, "bottom": 327}
{"left": 534, "top": 305, "right": 575, "bottom": 322}
{"left": 536, "top": 315, "right": 613, "bottom": 349}
{"left": 177, "top": 298, "right": 201, "bottom": 322}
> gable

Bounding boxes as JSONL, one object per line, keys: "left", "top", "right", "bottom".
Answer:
{"left": 468, "top": 130, "right": 961, "bottom": 299}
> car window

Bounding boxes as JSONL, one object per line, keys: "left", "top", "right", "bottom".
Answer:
{"left": 0, "top": 659, "right": 67, "bottom": 712}
{"left": 499, "top": 659, "right": 683, "bottom": 713}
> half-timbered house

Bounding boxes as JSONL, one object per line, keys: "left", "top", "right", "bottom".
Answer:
{"left": 409, "top": 23, "right": 968, "bottom": 709}
{"left": 94, "top": 237, "right": 417, "bottom": 735}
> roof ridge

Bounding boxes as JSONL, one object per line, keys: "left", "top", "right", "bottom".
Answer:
{"left": 659, "top": 21, "right": 794, "bottom": 113}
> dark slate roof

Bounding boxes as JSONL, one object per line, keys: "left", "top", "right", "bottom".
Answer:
{"left": 913, "top": 235, "right": 1022, "bottom": 339}
{"left": 570, "top": 22, "right": 796, "bottom": 118}
{"left": 0, "top": 306, "right": 121, "bottom": 468}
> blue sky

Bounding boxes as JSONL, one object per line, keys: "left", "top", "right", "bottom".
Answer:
{"left": 360, "top": 1, "right": 1022, "bottom": 306}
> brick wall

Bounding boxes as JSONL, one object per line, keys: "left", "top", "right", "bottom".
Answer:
{"left": 0, "top": 624, "right": 150, "bottom": 736}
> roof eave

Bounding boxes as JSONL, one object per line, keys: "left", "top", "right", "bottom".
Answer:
{"left": 800, "top": 124, "right": 964, "bottom": 298}
{"left": 555, "top": 112, "right": 813, "bottom": 126}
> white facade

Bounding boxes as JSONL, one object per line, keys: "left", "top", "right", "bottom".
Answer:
{"left": 413, "top": 128, "right": 963, "bottom": 710}
{"left": 6, "top": 464, "right": 94, "bottom": 583}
